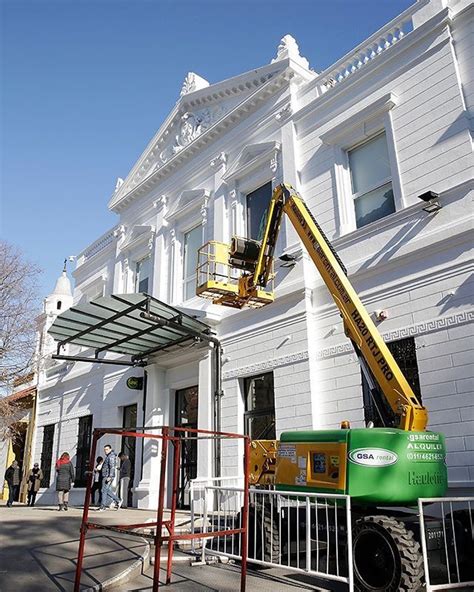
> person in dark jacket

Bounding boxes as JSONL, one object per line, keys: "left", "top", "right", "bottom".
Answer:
{"left": 99, "top": 444, "right": 121, "bottom": 511}
{"left": 118, "top": 453, "right": 131, "bottom": 509}
{"left": 90, "top": 456, "right": 104, "bottom": 506}
{"left": 27, "top": 463, "right": 43, "bottom": 506}
{"left": 4, "top": 460, "right": 21, "bottom": 507}
{"left": 55, "top": 452, "right": 75, "bottom": 511}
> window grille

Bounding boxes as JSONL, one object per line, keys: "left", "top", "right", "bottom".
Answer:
{"left": 75, "top": 415, "right": 93, "bottom": 487}
{"left": 40, "top": 424, "right": 55, "bottom": 487}
{"left": 362, "top": 337, "right": 422, "bottom": 427}
{"left": 243, "top": 372, "right": 276, "bottom": 440}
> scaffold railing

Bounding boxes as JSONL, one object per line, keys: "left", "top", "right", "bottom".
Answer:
{"left": 74, "top": 425, "right": 251, "bottom": 592}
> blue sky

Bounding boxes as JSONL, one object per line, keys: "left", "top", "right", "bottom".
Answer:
{"left": 1, "top": 0, "right": 413, "bottom": 301}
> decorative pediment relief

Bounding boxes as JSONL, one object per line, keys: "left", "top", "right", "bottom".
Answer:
{"left": 223, "top": 142, "right": 281, "bottom": 184}
{"left": 166, "top": 189, "right": 211, "bottom": 222}
{"left": 158, "top": 105, "right": 227, "bottom": 166}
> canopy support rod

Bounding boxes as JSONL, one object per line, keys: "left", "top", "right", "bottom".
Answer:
{"left": 51, "top": 354, "right": 142, "bottom": 366}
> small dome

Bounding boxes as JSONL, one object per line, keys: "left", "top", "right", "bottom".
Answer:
{"left": 52, "top": 270, "right": 72, "bottom": 297}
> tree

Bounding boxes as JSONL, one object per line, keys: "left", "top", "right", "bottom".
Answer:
{"left": 0, "top": 240, "right": 41, "bottom": 393}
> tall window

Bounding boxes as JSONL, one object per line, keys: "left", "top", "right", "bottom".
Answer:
{"left": 183, "top": 225, "right": 202, "bottom": 300}
{"left": 75, "top": 415, "right": 93, "bottom": 487}
{"left": 40, "top": 424, "right": 55, "bottom": 487}
{"left": 348, "top": 133, "right": 395, "bottom": 228}
{"left": 362, "top": 337, "right": 421, "bottom": 427}
{"left": 246, "top": 182, "right": 272, "bottom": 241}
{"left": 244, "top": 372, "right": 276, "bottom": 439}
{"left": 135, "top": 257, "right": 151, "bottom": 293}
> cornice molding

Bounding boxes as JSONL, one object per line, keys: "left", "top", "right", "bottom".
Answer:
{"left": 223, "top": 309, "right": 473, "bottom": 378}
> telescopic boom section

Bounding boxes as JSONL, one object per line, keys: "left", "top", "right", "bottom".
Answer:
{"left": 232, "top": 184, "right": 428, "bottom": 432}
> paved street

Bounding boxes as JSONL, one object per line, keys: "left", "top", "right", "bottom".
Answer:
{"left": 0, "top": 502, "right": 338, "bottom": 591}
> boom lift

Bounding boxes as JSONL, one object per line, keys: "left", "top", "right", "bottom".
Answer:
{"left": 196, "top": 184, "right": 461, "bottom": 591}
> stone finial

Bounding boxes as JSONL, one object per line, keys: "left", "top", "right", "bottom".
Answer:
{"left": 180, "top": 72, "right": 210, "bottom": 97}
{"left": 271, "top": 34, "right": 310, "bottom": 69}
{"left": 115, "top": 177, "right": 124, "bottom": 192}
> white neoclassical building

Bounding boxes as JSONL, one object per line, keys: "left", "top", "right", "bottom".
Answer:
{"left": 32, "top": 0, "right": 473, "bottom": 508}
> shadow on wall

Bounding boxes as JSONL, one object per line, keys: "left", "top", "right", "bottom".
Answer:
{"left": 438, "top": 273, "right": 474, "bottom": 315}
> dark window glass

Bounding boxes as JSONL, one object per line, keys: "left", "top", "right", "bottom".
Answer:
{"left": 122, "top": 405, "right": 137, "bottom": 472}
{"left": 135, "top": 258, "right": 151, "bottom": 294}
{"left": 40, "top": 424, "right": 55, "bottom": 487}
{"left": 362, "top": 337, "right": 421, "bottom": 427}
{"left": 75, "top": 415, "right": 93, "bottom": 487}
{"left": 246, "top": 182, "right": 272, "bottom": 241}
{"left": 244, "top": 372, "right": 275, "bottom": 439}
{"left": 57, "top": 301, "right": 62, "bottom": 310}
{"left": 175, "top": 386, "right": 198, "bottom": 509}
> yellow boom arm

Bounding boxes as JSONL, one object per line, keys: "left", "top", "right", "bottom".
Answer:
{"left": 239, "top": 184, "right": 428, "bottom": 431}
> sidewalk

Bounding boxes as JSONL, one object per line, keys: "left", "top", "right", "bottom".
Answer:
{"left": 0, "top": 501, "right": 151, "bottom": 591}
{"left": 0, "top": 501, "right": 336, "bottom": 591}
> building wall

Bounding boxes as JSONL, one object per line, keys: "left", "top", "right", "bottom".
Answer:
{"left": 32, "top": 0, "right": 474, "bottom": 506}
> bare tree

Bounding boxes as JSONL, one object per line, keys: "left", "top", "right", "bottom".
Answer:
{"left": 0, "top": 240, "right": 41, "bottom": 393}
{"left": 0, "top": 395, "right": 25, "bottom": 443}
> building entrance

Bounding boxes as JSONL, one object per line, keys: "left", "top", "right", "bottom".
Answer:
{"left": 175, "top": 386, "right": 198, "bottom": 509}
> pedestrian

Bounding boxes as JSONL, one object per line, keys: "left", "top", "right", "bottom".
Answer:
{"left": 4, "top": 460, "right": 21, "bottom": 507}
{"left": 55, "top": 452, "right": 75, "bottom": 511}
{"left": 91, "top": 456, "right": 104, "bottom": 506}
{"left": 27, "top": 463, "right": 43, "bottom": 506}
{"left": 99, "top": 444, "right": 122, "bottom": 511}
{"left": 118, "top": 452, "right": 131, "bottom": 509}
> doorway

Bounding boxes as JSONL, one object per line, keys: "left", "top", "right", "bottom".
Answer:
{"left": 175, "top": 386, "right": 198, "bottom": 509}
{"left": 122, "top": 404, "right": 137, "bottom": 507}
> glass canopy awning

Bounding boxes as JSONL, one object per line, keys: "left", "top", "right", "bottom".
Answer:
{"left": 48, "top": 293, "right": 214, "bottom": 367}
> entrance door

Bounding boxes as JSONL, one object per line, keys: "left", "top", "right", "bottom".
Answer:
{"left": 175, "top": 386, "right": 198, "bottom": 509}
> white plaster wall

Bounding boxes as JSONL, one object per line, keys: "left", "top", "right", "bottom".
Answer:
{"left": 33, "top": 0, "right": 474, "bottom": 506}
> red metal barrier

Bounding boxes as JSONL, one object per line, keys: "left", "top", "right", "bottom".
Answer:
{"left": 73, "top": 426, "right": 250, "bottom": 592}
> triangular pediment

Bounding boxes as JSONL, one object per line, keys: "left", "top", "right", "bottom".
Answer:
{"left": 109, "top": 44, "right": 315, "bottom": 213}
{"left": 166, "top": 189, "right": 210, "bottom": 222}
{"left": 120, "top": 224, "right": 155, "bottom": 251}
{"left": 223, "top": 142, "right": 281, "bottom": 184}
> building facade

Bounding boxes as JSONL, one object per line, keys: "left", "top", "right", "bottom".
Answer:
{"left": 32, "top": 0, "right": 473, "bottom": 507}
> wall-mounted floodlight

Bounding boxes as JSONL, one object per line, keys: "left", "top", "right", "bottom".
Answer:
{"left": 418, "top": 190, "right": 442, "bottom": 213}
{"left": 279, "top": 253, "right": 297, "bottom": 268}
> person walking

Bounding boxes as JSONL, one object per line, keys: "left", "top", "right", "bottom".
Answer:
{"left": 4, "top": 460, "right": 21, "bottom": 507}
{"left": 91, "top": 456, "right": 104, "bottom": 507}
{"left": 27, "top": 463, "right": 43, "bottom": 506}
{"left": 55, "top": 452, "right": 75, "bottom": 511}
{"left": 99, "top": 444, "right": 121, "bottom": 511}
{"left": 118, "top": 453, "right": 131, "bottom": 509}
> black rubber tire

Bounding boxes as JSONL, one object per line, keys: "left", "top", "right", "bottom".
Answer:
{"left": 353, "top": 514, "right": 424, "bottom": 592}
{"left": 248, "top": 502, "right": 280, "bottom": 563}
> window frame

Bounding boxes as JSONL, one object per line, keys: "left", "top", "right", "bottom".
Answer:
{"left": 245, "top": 181, "right": 273, "bottom": 242}
{"left": 40, "top": 424, "right": 55, "bottom": 488}
{"left": 243, "top": 372, "right": 276, "bottom": 440}
{"left": 181, "top": 223, "right": 203, "bottom": 302}
{"left": 135, "top": 255, "right": 151, "bottom": 294}
{"left": 75, "top": 415, "right": 93, "bottom": 488}
{"left": 347, "top": 131, "right": 395, "bottom": 229}
{"left": 320, "top": 92, "right": 403, "bottom": 236}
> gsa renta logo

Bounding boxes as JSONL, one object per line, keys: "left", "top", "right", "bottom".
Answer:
{"left": 348, "top": 448, "right": 398, "bottom": 467}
